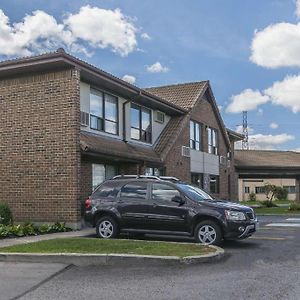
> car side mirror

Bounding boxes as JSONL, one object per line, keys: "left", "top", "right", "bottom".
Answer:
{"left": 172, "top": 195, "right": 185, "bottom": 205}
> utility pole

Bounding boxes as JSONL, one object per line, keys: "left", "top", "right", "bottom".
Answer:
{"left": 242, "top": 111, "right": 249, "bottom": 150}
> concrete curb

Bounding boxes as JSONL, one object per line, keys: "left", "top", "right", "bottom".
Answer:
{"left": 0, "top": 246, "right": 224, "bottom": 266}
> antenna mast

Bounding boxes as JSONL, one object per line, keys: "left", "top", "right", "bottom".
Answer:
{"left": 242, "top": 111, "right": 249, "bottom": 150}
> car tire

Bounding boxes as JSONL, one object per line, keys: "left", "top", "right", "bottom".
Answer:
{"left": 194, "top": 220, "right": 222, "bottom": 245}
{"left": 96, "top": 216, "right": 119, "bottom": 239}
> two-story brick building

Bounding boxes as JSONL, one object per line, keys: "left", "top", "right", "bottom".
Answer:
{"left": 0, "top": 49, "right": 242, "bottom": 228}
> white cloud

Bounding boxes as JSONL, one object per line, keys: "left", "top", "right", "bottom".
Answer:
{"left": 264, "top": 74, "right": 300, "bottom": 113}
{"left": 250, "top": 22, "right": 300, "bottom": 68}
{"left": 218, "top": 105, "right": 223, "bottom": 111}
{"left": 141, "top": 32, "right": 151, "bottom": 40}
{"left": 269, "top": 122, "right": 279, "bottom": 129}
{"left": 146, "top": 62, "right": 169, "bottom": 73}
{"left": 0, "top": 6, "right": 138, "bottom": 57}
{"left": 296, "top": 0, "right": 300, "bottom": 18}
{"left": 248, "top": 133, "right": 295, "bottom": 150}
{"left": 122, "top": 74, "right": 136, "bottom": 84}
{"left": 257, "top": 108, "right": 264, "bottom": 116}
{"left": 226, "top": 89, "right": 270, "bottom": 113}
{"left": 65, "top": 6, "right": 137, "bottom": 57}
{"left": 227, "top": 74, "right": 300, "bottom": 114}
{"left": 293, "top": 147, "right": 300, "bottom": 152}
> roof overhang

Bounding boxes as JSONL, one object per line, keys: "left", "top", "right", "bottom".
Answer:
{"left": 0, "top": 50, "right": 187, "bottom": 116}
{"left": 226, "top": 128, "right": 244, "bottom": 142}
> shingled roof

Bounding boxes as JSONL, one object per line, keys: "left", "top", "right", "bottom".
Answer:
{"left": 80, "top": 132, "right": 162, "bottom": 164}
{"left": 145, "top": 81, "right": 208, "bottom": 110}
{"left": 235, "top": 150, "right": 300, "bottom": 168}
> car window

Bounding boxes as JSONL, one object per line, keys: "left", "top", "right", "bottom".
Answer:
{"left": 120, "top": 182, "right": 148, "bottom": 199}
{"left": 152, "top": 183, "right": 181, "bottom": 202}
{"left": 92, "top": 181, "right": 119, "bottom": 199}
{"left": 176, "top": 183, "right": 214, "bottom": 201}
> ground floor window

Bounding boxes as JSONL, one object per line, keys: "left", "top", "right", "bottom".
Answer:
{"left": 283, "top": 186, "right": 296, "bottom": 193}
{"left": 92, "top": 164, "right": 118, "bottom": 190}
{"left": 255, "top": 186, "right": 265, "bottom": 194}
{"left": 144, "top": 167, "right": 164, "bottom": 176}
{"left": 191, "top": 173, "right": 203, "bottom": 188}
{"left": 209, "top": 175, "right": 219, "bottom": 194}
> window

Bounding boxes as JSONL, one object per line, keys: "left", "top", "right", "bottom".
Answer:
{"left": 255, "top": 186, "right": 265, "bottom": 194}
{"left": 130, "top": 104, "right": 152, "bottom": 143}
{"left": 90, "top": 89, "right": 118, "bottom": 134}
{"left": 152, "top": 183, "right": 181, "bottom": 202}
{"left": 92, "top": 181, "right": 119, "bottom": 199}
{"left": 244, "top": 186, "right": 250, "bottom": 194}
{"left": 92, "top": 164, "right": 118, "bottom": 190}
{"left": 144, "top": 167, "right": 164, "bottom": 176}
{"left": 283, "top": 186, "right": 296, "bottom": 193}
{"left": 207, "top": 127, "right": 218, "bottom": 155}
{"left": 190, "top": 121, "right": 202, "bottom": 150}
{"left": 191, "top": 173, "right": 203, "bottom": 188}
{"left": 209, "top": 175, "right": 219, "bottom": 194}
{"left": 120, "top": 182, "right": 148, "bottom": 199}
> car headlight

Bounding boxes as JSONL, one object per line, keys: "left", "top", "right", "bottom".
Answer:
{"left": 225, "top": 210, "right": 246, "bottom": 221}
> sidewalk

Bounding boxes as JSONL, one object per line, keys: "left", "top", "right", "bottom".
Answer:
{"left": 0, "top": 228, "right": 95, "bottom": 248}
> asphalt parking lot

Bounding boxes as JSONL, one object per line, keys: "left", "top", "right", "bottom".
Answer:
{"left": 1, "top": 215, "right": 300, "bottom": 300}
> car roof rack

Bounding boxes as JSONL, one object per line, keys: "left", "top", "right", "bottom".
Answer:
{"left": 111, "top": 175, "right": 180, "bottom": 182}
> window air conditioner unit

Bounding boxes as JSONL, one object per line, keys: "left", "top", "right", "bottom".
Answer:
{"left": 219, "top": 155, "right": 226, "bottom": 166}
{"left": 155, "top": 111, "right": 165, "bottom": 123}
{"left": 80, "top": 111, "right": 89, "bottom": 127}
{"left": 182, "top": 146, "right": 191, "bottom": 157}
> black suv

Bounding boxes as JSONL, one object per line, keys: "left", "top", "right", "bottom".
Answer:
{"left": 84, "top": 176, "right": 258, "bottom": 245}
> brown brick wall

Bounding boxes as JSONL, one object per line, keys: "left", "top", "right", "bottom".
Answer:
{"left": 164, "top": 116, "right": 191, "bottom": 182}
{"left": 0, "top": 69, "right": 81, "bottom": 225}
{"left": 190, "top": 97, "right": 230, "bottom": 199}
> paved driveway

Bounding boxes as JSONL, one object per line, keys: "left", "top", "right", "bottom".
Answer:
{"left": 1, "top": 216, "right": 300, "bottom": 300}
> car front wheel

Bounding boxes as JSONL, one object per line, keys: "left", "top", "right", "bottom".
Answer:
{"left": 96, "top": 216, "right": 119, "bottom": 239}
{"left": 194, "top": 220, "right": 222, "bottom": 245}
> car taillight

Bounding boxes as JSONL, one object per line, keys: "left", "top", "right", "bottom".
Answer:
{"left": 85, "top": 198, "right": 92, "bottom": 209}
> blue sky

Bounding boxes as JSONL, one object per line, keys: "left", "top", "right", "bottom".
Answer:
{"left": 1, "top": 0, "right": 300, "bottom": 151}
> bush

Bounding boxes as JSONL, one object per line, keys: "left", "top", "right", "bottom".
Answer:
{"left": 0, "top": 202, "right": 13, "bottom": 225}
{"left": 0, "top": 222, "right": 71, "bottom": 239}
{"left": 248, "top": 192, "right": 256, "bottom": 202}
{"left": 261, "top": 200, "right": 278, "bottom": 208}
{"left": 275, "top": 187, "right": 288, "bottom": 201}
{"left": 289, "top": 202, "right": 300, "bottom": 211}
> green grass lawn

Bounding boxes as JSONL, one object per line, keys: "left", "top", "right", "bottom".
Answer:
{"left": 0, "top": 238, "right": 214, "bottom": 258}
{"left": 240, "top": 200, "right": 291, "bottom": 206}
{"left": 254, "top": 206, "right": 300, "bottom": 215}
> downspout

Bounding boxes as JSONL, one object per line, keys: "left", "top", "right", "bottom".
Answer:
{"left": 122, "top": 90, "right": 142, "bottom": 142}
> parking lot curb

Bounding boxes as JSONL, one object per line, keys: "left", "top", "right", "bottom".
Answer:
{"left": 0, "top": 246, "right": 224, "bottom": 266}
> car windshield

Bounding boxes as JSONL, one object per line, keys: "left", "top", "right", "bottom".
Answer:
{"left": 176, "top": 183, "right": 214, "bottom": 202}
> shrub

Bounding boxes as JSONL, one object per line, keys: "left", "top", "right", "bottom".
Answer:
{"left": 289, "top": 202, "right": 300, "bottom": 211}
{"left": 0, "top": 202, "right": 13, "bottom": 225}
{"left": 0, "top": 222, "right": 71, "bottom": 239}
{"left": 275, "top": 187, "right": 288, "bottom": 201}
{"left": 261, "top": 200, "right": 278, "bottom": 208}
{"left": 248, "top": 192, "right": 256, "bottom": 202}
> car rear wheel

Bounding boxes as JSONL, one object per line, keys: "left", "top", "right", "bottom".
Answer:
{"left": 194, "top": 220, "right": 222, "bottom": 245}
{"left": 96, "top": 216, "right": 119, "bottom": 239}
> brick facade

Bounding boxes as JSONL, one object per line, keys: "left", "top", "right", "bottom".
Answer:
{"left": 164, "top": 116, "right": 191, "bottom": 182}
{"left": 190, "top": 96, "right": 231, "bottom": 199}
{"left": 0, "top": 68, "right": 82, "bottom": 227}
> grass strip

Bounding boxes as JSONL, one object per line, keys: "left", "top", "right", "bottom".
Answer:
{"left": 0, "top": 238, "right": 214, "bottom": 258}
{"left": 254, "top": 206, "right": 300, "bottom": 215}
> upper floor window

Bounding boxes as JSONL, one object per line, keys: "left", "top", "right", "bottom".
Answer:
{"left": 190, "top": 121, "right": 202, "bottom": 151}
{"left": 207, "top": 127, "right": 218, "bottom": 155}
{"left": 130, "top": 104, "right": 152, "bottom": 143}
{"left": 90, "top": 89, "right": 118, "bottom": 135}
